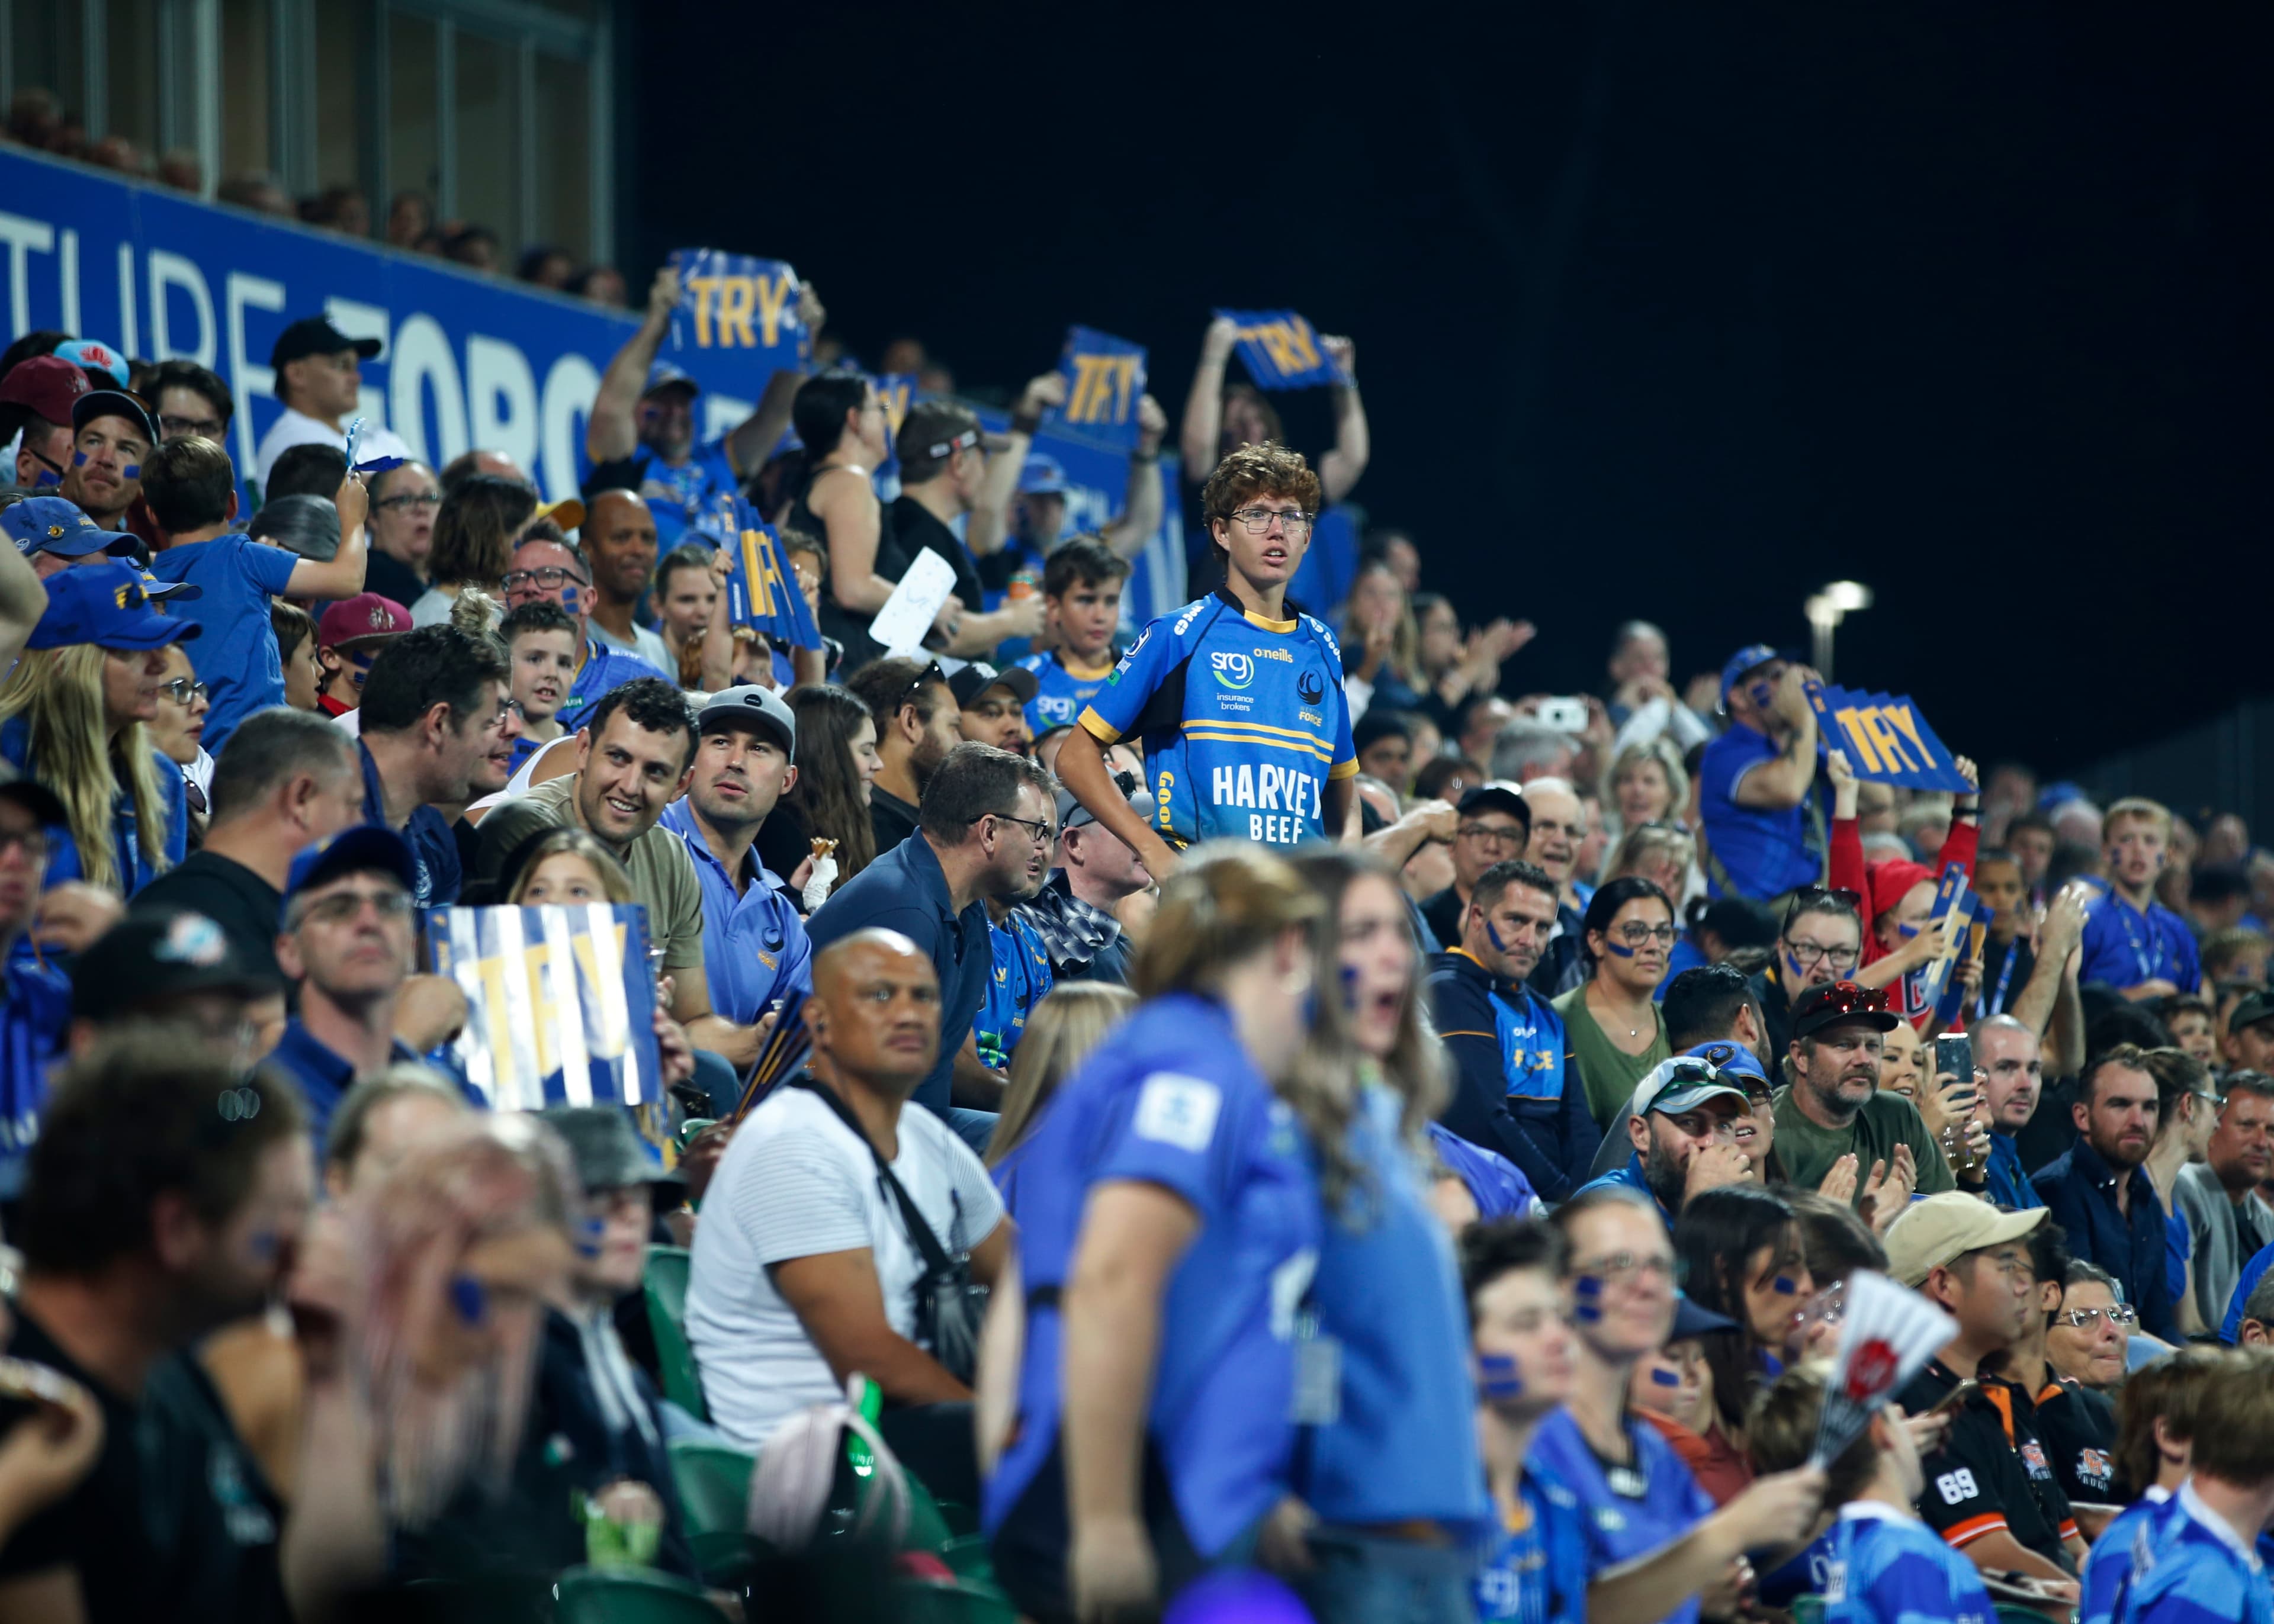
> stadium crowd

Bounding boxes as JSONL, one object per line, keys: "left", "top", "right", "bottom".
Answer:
{"left": 0, "top": 243, "right": 2265, "bottom": 1624}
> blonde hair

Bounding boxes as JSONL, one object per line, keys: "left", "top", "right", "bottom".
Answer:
{"left": 2105, "top": 796, "right": 2172, "bottom": 842}
{"left": 986, "top": 982, "right": 1138, "bottom": 1168}
{"left": 503, "top": 827, "right": 635, "bottom": 905}
{"left": 0, "top": 643, "right": 172, "bottom": 892}
{"left": 1602, "top": 737, "right": 1689, "bottom": 823}
{"left": 1608, "top": 821, "right": 1695, "bottom": 888}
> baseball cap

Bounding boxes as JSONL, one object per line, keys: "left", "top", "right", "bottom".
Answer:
{"left": 1884, "top": 1192, "right": 2047, "bottom": 1288}
{"left": 1456, "top": 782, "right": 1530, "bottom": 828}
{"left": 70, "top": 908, "right": 279, "bottom": 1022}
{"left": 695, "top": 684, "right": 796, "bottom": 758}
{"left": 269, "top": 316, "right": 383, "bottom": 370}
{"left": 1629, "top": 1055, "right": 1752, "bottom": 1120}
{"left": 281, "top": 825, "right": 419, "bottom": 924}
{"left": 533, "top": 497, "right": 586, "bottom": 534}
{"left": 1681, "top": 1040, "right": 1769, "bottom": 1094}
{"left": 2230, "top": 989, "right": 2274, "bottom": 1035}
{"left": 1, "top": 496, "right": 140, "bottom": 561}
{"left": 897, "top": 401, "right": 1008, "bottom": 469}
{"left": 945, "top": 659, "right": 1039, "bottom": 710}
{"left": 317, "top": 593, "right": 413, "bottom": 649}
{"left": 72, "top": 388, "right": 159, "bottom": 447}
{"left": 28, "top": 562, "right": 201, "bottom": 651}
{"left": 1018, "top": 454, "right": 1070, "bottom": 497}
{"left": 641, "top": 360, "right": 699, "bottom": 399}
{"left": 0, "top": 770, "right": 67, "bottom": 829}
{"left": 1056, "top": 778, "right": 1155, "bottom": 834}
{"left": 1670, "top": 1295, "right": 1739, "bottom": 1342}
{"left": 139, "top": 574, "right": 201, "bottom": 603}
{"left": 1789, "top": 980, "right": 1902, "bottom": 1040}
{"left": 538, "top": 1107, "right": 686, "bottom": 1209}
{"left": 54, "top": 338, "right": 129, "bottom": 389}
{"left": 1717, "top": 643, "right": 1783, "bottom": 708}
{"left": 248, "top": 493, "right": 340, "bottom": 561}
{"left": 0, "top": 355, "right": 91, "bottom": 423}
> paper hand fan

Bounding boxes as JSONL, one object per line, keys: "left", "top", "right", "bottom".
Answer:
{"left": 1809, "top": 1270, "right": 1955, "bottom": 1466}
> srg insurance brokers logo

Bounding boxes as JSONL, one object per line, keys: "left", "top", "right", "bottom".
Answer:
{"left": 1210, "top": 651, "right": 1254, "bottom": 690}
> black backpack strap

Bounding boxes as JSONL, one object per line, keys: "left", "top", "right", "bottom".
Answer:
{"left": 789, "top": 1077, "right": 956, "bottom": 1277}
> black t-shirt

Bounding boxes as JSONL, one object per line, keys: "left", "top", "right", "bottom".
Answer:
{"left": 1899, "top": 1357, "right": 2077, "bottom": 1571}
{"left": 362, "top": 549, "right": 424, "bottom": 615}
{"left": 141, "top": 1349, "right": 289, "bottom": 1624}
{"left": 2028, "top": 1377, "right": 2123, "bottom": 1506}
{"left": 788, "top": 472, "right": 907, "bottom": 671}
{"left": 131, "top": 851, "right": 285, "bottom": 981}
{"left": 889, "top": 494, "right": 984, "bottom": 620}
{"left": 1421, "top": 886, "right": 1466, "bottom": 953}
{"left": 871, "top": 787, "right": 920, "bottom": 858}
{"left": 0, "top": 1313, "right": 153, "bottom": 1621}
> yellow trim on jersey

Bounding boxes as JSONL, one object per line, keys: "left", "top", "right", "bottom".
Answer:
{"left": 1181, "top": 716, "right": 1336, "bottom": 752}
{"left": 1328, "top": 758, "right": 1360, "bottom": 780}
{"left": 1059, "top": 655, "right": 1117, "bottom": 681}
{"left": 1238, "top": 608, "right": 1299, "bottom": 633}
{"left": 1182, "top": 731, "right": 1334, "bottom": 764}
{"left": 1077, "top": 706, "right": 1122, "bottom": 744}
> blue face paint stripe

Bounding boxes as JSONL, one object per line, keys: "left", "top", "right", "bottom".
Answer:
{"left": 1649, "top": 1367, "right": 1682, "bottom": 1387}
{"left": 1604, "top": 939, "right": 1636, "bottom": 958}
{"left": 1478, "top": 1352, "right": 1525, "bottom": 1400}
{"left": 120, "top": 464, "right": 140, "bottom": 481}
{"left": 449, "top": 1275, "right": 489, "bottom": 1326}
{"left": 1771, "top": 1276, "right": 1798, "bottom": 1295}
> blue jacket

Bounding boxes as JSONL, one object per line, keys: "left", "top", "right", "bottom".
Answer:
{"left": 1424, "top": 948, "right": 1599, "bottom": 1201}
{"left": 1984, "top": 1131, "right": 2044, "bottom": 1212}
{"left": 2032, "top": 1137, "right": 2177, "bottom": 1339}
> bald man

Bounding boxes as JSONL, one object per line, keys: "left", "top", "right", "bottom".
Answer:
{"left": 583, "top": 488, "right": 674, "bottom": 673}
{"left": 684, "top": 929, "right": 1010, "bottom": 1507}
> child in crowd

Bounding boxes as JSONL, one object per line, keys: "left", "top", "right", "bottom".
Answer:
{"left": 1016, "top": 536, "right": 1130, "bottom": 737}
{"left": 499, "top": 600, "right": 580, "bottom": 774}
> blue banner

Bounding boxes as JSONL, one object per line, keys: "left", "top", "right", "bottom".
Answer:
{"left": 723, "top": 497, "right": 822, "bottom": 651}
{"left": 423, "top": 903, "right": 661, "bottom": 1111}
{"left": 1936, "top": 891, "right": 1989, "bottom": 1028}
{"left": 1899, "top": 864, "right": 1973, "bottom": 1022}
{"left": 665, "top": 247, "right": 807, "bottom": 382}
{"left": 1054, "top": 325, "right": 1147, "bottom": 451}
{"left": 1806, "top": 682, "right": 1971, "bottom": 792}
{"left": 1213, "top": 307, "right": 1343, "bottom": 390}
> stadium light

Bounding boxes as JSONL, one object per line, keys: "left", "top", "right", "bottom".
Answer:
{"left": 1804, "top": 580, "right": 1874, "bottom": 680}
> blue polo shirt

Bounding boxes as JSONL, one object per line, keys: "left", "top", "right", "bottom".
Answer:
{"left": 977, "top": 911, "right": 1054, "bottom": 1069}
{"left": 2111, "top": 1480, "right": 2274, "bottom": 1624}
{"left": 554, "top": 640, "right": 673, "bottom": 737}
{"left": 358, "top": 741, "right": 461, "bottom": 907}
{"left": 656, "top": 797, "right": 811, "bottom": 1028}
{"left": 2031, "top": 1136, "right": 2177, "bottom": 1339}
{"left": 0, "top": 952, "right": 70, "bottom": 1193}
{"left": 264, "top": 1020, "right": 418, "bottom": 1146}
{"left": 1526, "top": 1407, "right": 1715, "bottom": 1624}
{"left": 805, "top": 829, "right": 989, "bottom": 1116}
{"left": 144, "top": 530, "right": 300, "bottom": 754}
{"left": 2077, "top": 889, "right": 2202, "bottom": 995}
{"left": 0, "top": 718, "right": 187, "bottom": 897}
{"left": 1298, "top": 1084, "right": 1488, "bottom": 1536}
{"left": 1822, "top": 1501, "right": 1994, "bottom": 1624}
{"left": 1697, "top": 720, "right": 1822, "bottom": 899}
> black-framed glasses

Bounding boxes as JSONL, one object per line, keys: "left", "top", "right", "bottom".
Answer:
{"left": 1458, "top": 822, "right": 1525, "bottom": 845}
{"left": 0, "top": 829, "right": 50, "bottom": 864}
{"left": 1225, "top": 506, "right": 1315, "bottom": 536}
{"left": 158, "top": 414, "right": 225, "bottom": 439}
{"left": 158, "top": 677, "right": 209, "bottom": 705}
{"left": 1611, "top": 922, "right": 1679, "bottom": 947}
{"left": 1784, "top": 938, "right": 1861, "bottom": 970}
{"left": 987, "top": 812, "right": 1058, "bottom": 847}
{"left": 502, "top": 565, "right": 589, "bottom": 593}
{"left": 375, "top": 491, "right": 442, "bottom": 513}
{"left": 2055, "top": 1304, "right": 2138, "bottom": 1330}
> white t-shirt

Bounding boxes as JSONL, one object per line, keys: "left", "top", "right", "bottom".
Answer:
{"left": 253, "top": 406, "right": 412, "bottom": 485}
{"left": 591, "top": 618, "right": 676, "bottom": 678}
{"left": 685, "top": 1086, "right": 1004, "bottom": 1449}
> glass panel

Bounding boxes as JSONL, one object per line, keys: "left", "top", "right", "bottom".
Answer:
{"left": 313, "top": 0, "right": 372, "bottom": 214}
{"left": 10, "top": 0, "right": 86, "bottom": 149}
{"left": 217, "top": 0, "right": 270, "bottom": 182}
{"left": 451, "top": 29, "right": 516, "bottom": 265}
{"left": 104, "top": 0, "right": 160, "bottom": 158}
{"left": 530, "top": 52, "right": 589, "bottom": 265}
{"left": 386, "top": 9, "right": 438, "bottom": 246}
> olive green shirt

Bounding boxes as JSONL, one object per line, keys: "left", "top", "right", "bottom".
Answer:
{"left": 1769, "top": 1083, "right": 1955, "bottom": 1205}
{"left": 1553, "top": 983, "right": 1672, "bottom": 1129}
{"left": 472, "top": 774, "right": 706, "bottom": 976}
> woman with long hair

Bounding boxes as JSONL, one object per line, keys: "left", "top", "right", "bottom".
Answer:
{"left": 146, "top": 644, "right": 211, "bottom": 847}
{"left": 757, "top": 683, "right": 881, "bottom": 898}
{"left": 985, "top": 844, "right": 1350, "bottom": 1623}
{"left": 503, "top": 827, "right": 637, "bottom": 906}
{"left": 1671, "top": 1184, "right": 1814, "bottom": 1469}
{"left": 1553, "top": 876, "right": 1678, "bottom": 1125}
{"left": 988, "top": 982, "right": 1139, "bottom": 1189}
{"left": 1603, "top": 737, "right": 1688, "bottom": 837}
{"left": 409, "top": 474, "right": 537, "bottom": 627}
{"left": 0, "top": 571, "right": 194, "bottom": 894}
{"left": 1338, "top": 557, "right": 1423, "bottom": 714}
{"left": 1283, "top": 849, "right": 1486, "bottom": 1623}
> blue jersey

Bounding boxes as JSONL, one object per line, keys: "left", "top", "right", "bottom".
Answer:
{"left": 2078, "top": 890, "right": 2202, "bottom": 995}
{"left": 1476, "top": 1467, "right": 1589, "bottom": 1624}
{"left": 555, "top": 639, "right": 672, "bottom": 735}
{"left": 0, "top": 952, "right": 70, "bottom": 1192}
{"left": 982, "top": 992, "right": 1321, "bottom": 1558}
{"left": 144, "top": 530, "right": 300, "bottom": 754}
{"left": 1017, "top": 647, "right": 1119, "bottom": 736}
{"left": 977, "top": 912, "right": 1054, "bottom": 1068}
{"left": 2082, "top": 1490, "right": 2170, "bottom": 1624}
{"left": 1078, "top": 589, "right": 1357, "bottom": 850}
{"left": 2112, "top": 1481, "right": 2274, "bottom": 1624}
{"left": 1823, "top": 1502, "right": 1993, "bottom": 1624}
{"left": 596, "top": 437, "right": 742, "bottom": 551}
{"left": 1527, "top": 1407, "right": 1716, "bottom": 1624}
{"left": 1697, "top": 721, "right": 1823, "bottom": 899}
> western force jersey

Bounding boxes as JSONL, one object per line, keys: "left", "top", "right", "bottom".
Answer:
{"left": 1017, "top": 647, "right": 1119, "bottom": 735}
{"left": 1079, "top": 588, "right": 1357, "bottom": 850}
{"left": 2082, "top": 1488, "right": 2169, "bottom": 1624}
{"left": 2111, "top": 1480, "right": 2274, "bottom": 1624}
{"left": 1476, "top": 1466, "right": 1589, "bottom": 1624}
{"left": 1822, "top": 1501, "right": 1993, "bottom": 1624}
{"left": 977, "top": 912, "right": 1054, "bottom": 1068}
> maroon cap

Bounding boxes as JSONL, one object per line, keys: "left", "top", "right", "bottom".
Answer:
{"left": 0, "top": 355, "right": 91, "bottom": 425}
{"left": 317, "top": 591, "right": 412, "bottom": 648}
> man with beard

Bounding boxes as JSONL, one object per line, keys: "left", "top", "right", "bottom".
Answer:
{"left": 54, "top": 388, "right": 156, "bottom": 543}
{"left": 1771, "top": 981, "right": 1952, "bottom": 1208}
{"left": 356, "top": 625, "right": 519, "bottom": 906}
{"left": 2031, "top": 1044, "right": 2179, "bottom": 1339}
{"left": 1973, "top": 1014, "right": 2049, "bottom": 1211}
{"left": 849, "top": 657, "right": 962, "bottom": 857}
{"left": 1429, "top": 858, "right": 1600, "bottom": 1201}
{"left": 1569, "top": 1056, "right": 1755, "bottom": 1228}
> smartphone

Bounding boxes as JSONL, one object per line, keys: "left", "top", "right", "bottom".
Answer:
{"left": 1538, "top": 697, "right": 1588, "bottom": 733}
{"left": 1934, "top": 1033, "right": 1976, "bottom": 1103}
{"left": 1923, "top": 1376, "right": 1978, "bottom": 1419}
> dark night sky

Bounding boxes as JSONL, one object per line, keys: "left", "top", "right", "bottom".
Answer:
{"left": 628, "top": 4, "right": 2271, "bottom": 777}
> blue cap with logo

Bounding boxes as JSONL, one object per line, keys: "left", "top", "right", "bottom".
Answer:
{"left": 2, "top": 496, "right": 140, "bottom": 561}
{"left": 54, "top": 337, "right": 130, "bottom": 390}
{"left": 642, "top": 360, "right": 699, "bottom": 399}
{"left": 1018, "top": 454, "right": 1069, "bottom": 497}
{"left": 1717, "top": 643, "right": 1783, "bottom": 709}
{"left": 28, "top": 561, "right": 201, "bottom": 650}
{"left": 281, "top": 825, "right": 420, "bottom": 925}
{"left": 1681, "top": 1040, "right": 1769, "bottom": 1093}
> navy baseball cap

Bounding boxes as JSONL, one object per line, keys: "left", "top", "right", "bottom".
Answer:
{"left": 2, "top": 496, "right": 139, "bottom": 561}
{"left": 696, "top": 683, "right": 796, "bottom": 758}
{"left": 28, "top": 562, "right": 201, "bottom": 650}
{"left": 1018, "top": 454, "right": 1070, "bottom": 497}
{"left": 281, "top": 825, "right": 420, "bottom": 924}
{"left": 945, "top": 658, "right": 1039, "bottom": 709}
{"left": 1456, "top": 782, "right": 1530, "bottom": 827}
{"left": 1670, "top": 1295, "right": 1739, "bottom": 1342}
{"left": 269, "top": 316, "right": 383, "bottom": 370}
{"left": 70, "top": 387, "right": 159, "bottom": 448}
{"left": 1717, "top": 644, "right": 1783, "bottom": 708}
{"left": 642, "top": 360, "right": 699, "bottom": 399}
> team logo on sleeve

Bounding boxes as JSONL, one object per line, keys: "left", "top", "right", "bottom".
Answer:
{"left": 1133, "top": 1073, "right": 1222, "bottom": 1152}
{"left": 1209, "top": 651, "right": 1254, "bottom": 690}
{"left": 1296, "top": 670, "right": 1325, "bottom": 705}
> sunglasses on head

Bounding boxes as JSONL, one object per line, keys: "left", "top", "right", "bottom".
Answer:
{"left": 1806, "top": 981, "right": 1890, "bottom": 1018}
{"left": 1782, "top": 886, "right": 1862, "bottom": 932}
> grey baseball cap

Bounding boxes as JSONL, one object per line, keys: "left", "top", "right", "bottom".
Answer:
{"left": 695, "top": 683, "right": 796, "bottom": 759}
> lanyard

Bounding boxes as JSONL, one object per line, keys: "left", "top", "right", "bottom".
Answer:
{"left": 2112, "top": 896, "right": 2160, "bottom": 983}
{"left": 1979, "top": 940, "right": 2019, "bottom": 1021}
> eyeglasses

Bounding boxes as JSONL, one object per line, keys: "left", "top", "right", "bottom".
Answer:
{"left": 1612, "top": 922, "right": 1679, "bottom": 947}
{"left": 989, "top": 812, "right": 1058, "bottom": 847}
{"left": 1224, "top": 506, "right": 1315, "bottom": 536}
{"left": 297, "top": 887, "right": 414, "bottom": 927}
{"left": 158, "top": 414, "right": 225, "bottom": 439}
{"left": 375, "top": 492, "right": 442, "bottom": 513}
{"left": 1784, "top": 938, "right": 1861, "bottom": 970}
{"left": 2055, "top": 1304, "right": 2138, "bottom": 1330}
{"left": 1458, "top": 822, "right": 1525, "bottom": 845}
{"left": 0, "top": 829, "right": 50, "bottom": 864}
{"left": 501, "top": 565, "right": 589, "bottom": 593}
{"left": 158, "top": 677, "right": 209, "bottom": 705}
{"left": 1567, "top": 1252, "right": 1675, "bottom": 1287}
